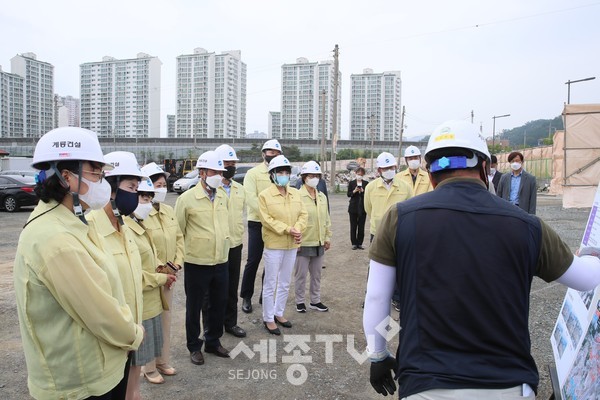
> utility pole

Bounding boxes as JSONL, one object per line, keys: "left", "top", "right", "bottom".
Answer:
{"left": 329, "top": 44, "right": 339, "bottom": 188}
{"left": 320, "top": 90, "right": 327, "bottom": 172}
{"left": 369, "top": 114, "right": 375, "bottom": 172}
{"left": 397, "top": 105, "right": 405, "bottom": 159}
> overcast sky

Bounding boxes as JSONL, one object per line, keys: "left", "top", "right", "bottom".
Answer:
{"left": 2, "top": 0, "right": 599, "bottom": 139}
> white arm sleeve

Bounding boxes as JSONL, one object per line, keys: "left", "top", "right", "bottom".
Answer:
{"left": 363, "top": 260, "right": 396, "bottom": 360}
{"left": 556, "top": 255, "right": 600, "bottom": 292}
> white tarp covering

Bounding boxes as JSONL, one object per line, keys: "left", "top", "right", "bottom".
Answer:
{"left": 561, "top": 104, "right": 600, "bottom": 208}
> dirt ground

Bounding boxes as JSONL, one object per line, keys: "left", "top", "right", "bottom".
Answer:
{"left": 0, "top": 191, "right": 589, "bottom": 400}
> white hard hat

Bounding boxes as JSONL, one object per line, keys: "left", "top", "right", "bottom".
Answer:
{"left": 32, "top": 127, "right": 112, "bottom": 171}
{"left": 425, "top": 120, "right": 491, "bottom": 171}
{"left": 196, "top": 150, "right": 227, "bottom": 171}
{"left": 215, "top": 144, "right": 239, "bottom": 161}
{"left": 141, "top": 162, "right": 170, "bottom": 179}
{"left": 404, "top": 145, "right": 421, "bottom": 157}
{"left": 301, "top": 160, "right": 322, "bottom": 175}
{"left": 104, "top": 151, "right": 145, "bottom": 178}
{"left": 267, "top": 155, "right": 291, "bottom": 172}
{"left": 137, "top": 176, "right": 156, "bottom": 193}
{"left": 376, "top": 152, "right": 397, "bottom": 168}
{"left": 262, "top": 139, "right": 282, "bottom": 152}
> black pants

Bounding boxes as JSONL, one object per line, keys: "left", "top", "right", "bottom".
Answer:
{"left": 85, "top": 352, "right": 132, "bottom": 399}
{"left": 349, "top": 212, "right": 367, "bottom": 246}
{"left": 203, "top": 244, "right": 243, "bottom": 329}
{"left": 240, "top": 221, "right": 264, "bottom": 300}
{"left": 185, "top": 262, "right": 228, "bottom": 352}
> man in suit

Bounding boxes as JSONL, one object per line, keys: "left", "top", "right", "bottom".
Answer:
{"left": 497, "top": 151, "right": 537, "bottom": 214}
{"left": 489, "top": 154, "right": 503, "bottom": 193}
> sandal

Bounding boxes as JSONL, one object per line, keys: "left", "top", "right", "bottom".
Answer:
{"left": 156, "top": 363, "right": 177, "bottom": 376}
{"left": 143, "top": 370, "right": 165, "bottom": 384}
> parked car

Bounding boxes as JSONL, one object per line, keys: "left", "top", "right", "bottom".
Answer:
{"left": 172, "top": 169, "right": 199, "bottom": 194}
{"left": 232, "top": 166, "right": 252, "bottom": 184}
{"left": 0, "top": 170, "right": 37, "bottom": 184}
{"left": 0, "top": 176, "right": 38, "bottom": 212}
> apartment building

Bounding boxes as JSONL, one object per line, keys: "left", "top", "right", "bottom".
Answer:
{"left": 80, "top": 53, "right": 162, "bottom": 138}
{"left": 0, "top": 66, "right": 24, "bottom": 138}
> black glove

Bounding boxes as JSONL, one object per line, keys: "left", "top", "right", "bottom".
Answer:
{"left": 370, "top": 355, "right": 397, "bottom": 396}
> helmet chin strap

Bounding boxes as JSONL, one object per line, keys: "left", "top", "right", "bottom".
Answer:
{"left": 53, "top": 161, "right": 88, "bottom": 225}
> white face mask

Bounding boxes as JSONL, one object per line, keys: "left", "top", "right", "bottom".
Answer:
{"left": 510, "top": 162, "right": 522, "bottom": 171}
{"left": 134, "top": 202, "right": 153, "bottom": 220}
{"left": 152, "top": 187, "right": 167, "bottom": 203}
{"left": 490, "top": 168, "right": 497, "bottom": 175}
{"left": 205, "top": 174, "right": 223, "bottom": 189}
{"left": 381, "top": 169, "right": 396, "bottom": 181}
{"left": 306, "top": 177, "right": 320, "bottom": 188}
{"left": 356, "top": 175, "right": 363, "bottom": 181}
{"left": 74, "top": 174, "right": 112, "bottom": 210}
{"left": 407, "top": 159, "right": 421, "bottom": 170}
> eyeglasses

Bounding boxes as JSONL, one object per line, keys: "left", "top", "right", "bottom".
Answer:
{"left": 81, "top": 170, "right": 105, "bottom": 182}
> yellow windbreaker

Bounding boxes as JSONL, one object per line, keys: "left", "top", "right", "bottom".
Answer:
{"left": 244, "top": 162, "right": 272, "bottom": 222}
{"left": 144, "top": 203, "right": 185, "bottom": 266}
{"left": 364, "top": 176, "right": 413, "bottom": 235}
{"left": 175, "top": 184, "right": 230, "bottom": 265}
{"left": 87, "top": 209, "right": 144, "bottom": 324}
{"left": 258, "top": 184, "right": 308, "bottom": 249}
{"left": 298, "top": 185, "right": 332, "bottom": 246}
{"left": 396, "top": 168, "right": 433, "bottom": 197}
{"left": 125, "top": 217, "right": 167, "bottom": 320}
{"left": 221, "top": 180, "right": 246, "bottom": 247}
{"left": 14, "top": 201, "right": 143, "bottom": 400}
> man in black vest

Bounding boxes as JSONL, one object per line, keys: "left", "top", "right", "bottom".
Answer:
{"left": 363, "top": 120, "right": 600, "bottom": 399}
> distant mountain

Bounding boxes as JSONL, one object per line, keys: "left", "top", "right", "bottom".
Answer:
{"left": 501, "top": 116, "right": 564, "bottom": 147}
{"left": 404, "top": 134, "right": 429, "bottom": 142}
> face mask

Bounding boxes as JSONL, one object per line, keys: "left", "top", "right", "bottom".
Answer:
{"left": 223, "top": 165, "right": 236, "bottom": 180}
{"left": 490, "top": 168, "right": 497, "bottom": 176}
{"left": 134, "top": 202, "right": 153, "bottom": 220}
{"left": 356, "top": 175, "right": 363, "bottom": 181}
{"left": 205, "top": 174, "right": 223, "bottom": 189}
{"left": 115, "top": 188, "right": 139, "bottom": 216}
{"left": 276, "top": 174, "right": 290, "bottom": 187}
{"left": 306, "top": 177, "right": 320, "bottom": 188}
{"left": 510, "top": 162, "right": 522, "bottom": 171}
{"left": 381, "top": 169, "right": 396, "bottom": 181}
{"left": 264, "top": 154, "right": 276, "bottom": 164}
{"left": 408, "top": 160, "right": 421, "bottom": 170}
{"left": 152, "top": 187, "right": 167, "bottom": 203}
{"left": 74, "top": 174, "right": 112, "bottom": 210}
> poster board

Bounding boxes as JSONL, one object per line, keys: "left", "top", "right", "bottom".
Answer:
{"left": 550, "top": 185, "right": 600, "bottom": 399}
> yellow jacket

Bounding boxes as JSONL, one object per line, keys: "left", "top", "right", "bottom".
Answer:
{"left": 397, "top": 168, "right": 433, "bottom": 197}
{"left": 298, "top": 184, "right": 332, "bottom": 246}
{"left": 364, "top": 176, "right": 413, "bottom": 235}
{"left": 175, "top": 184, "right": 230, "bottom": 265}
{"left": 144, "top": 203, "right": 185, "bottom": 266}
{"left": 244, "top": 162, "right": 272, "bottom": 222}
{"left": 14, "top": 201, "right": 143, "bottom": 400}
{"left": 125, "top": 217, "right": 167, "bottom": 320}
{"left": 87, "top": 209, "right": 144, "bottom": 324}
{"left": 258, "top": 184, "right": 308, "bottom": 249}
{"left": 221, "top": 179, "right": 246, "bottom": 247}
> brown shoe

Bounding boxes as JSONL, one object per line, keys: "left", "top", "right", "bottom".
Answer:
{"left": 156, "top": 363, "right": 177, "bottom": 376}
{"left": 190, "top": 351, "right": 204, "bottom": 365}
{"left": 204, "top": 345, "right": 230, "bottom": 358}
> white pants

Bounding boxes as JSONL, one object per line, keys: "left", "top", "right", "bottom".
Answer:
{"left": 403, "top": 385, "right": 535, "bottom": 400}
{"left": 262, "top": 248, "right": 297, "bottom": 322}
{"left": 294, "top": 254, "right": 323, "bottom": 304}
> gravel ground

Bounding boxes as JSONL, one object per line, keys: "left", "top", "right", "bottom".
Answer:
{"left": 0, "top": 192, "right": 589, "bottom": 400}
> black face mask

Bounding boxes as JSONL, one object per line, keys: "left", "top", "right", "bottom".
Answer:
{"left": 223, "top": 165, "right": 236, "bottom": 180}
{"left": 114, "top": 188, "right": 139, "bottom": 216}
{"left": 264, "top": 155, "right": 276, "bottom": 164}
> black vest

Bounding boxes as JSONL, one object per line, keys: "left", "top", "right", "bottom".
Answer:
{"left": 393, "top": 179, "right": 542, "bottom": 397}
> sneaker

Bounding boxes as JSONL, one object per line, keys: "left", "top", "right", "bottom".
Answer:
{"left": 392, "top": 300, "right": 401, "bottom": 312}
{"left": 296, "top": 303, "right": 307, "bottom": 313}
{"left": 309, "top": 302, "right": 329, "bottom": 312}
{"left": 352, "top": 245, "right": 358, "bottom": 250}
